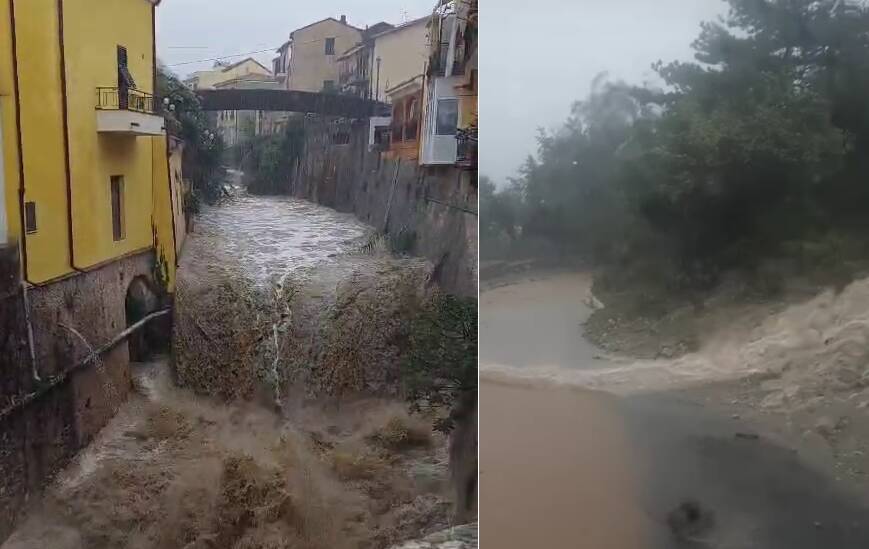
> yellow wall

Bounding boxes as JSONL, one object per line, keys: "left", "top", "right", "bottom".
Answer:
{"left": 151, "top": 137, "right": 176, "bottom": 291}
{"left": 12, "top": 0, "right": 71, "bottom": 282}
{"left": 458, "top": 73, "right": 477, "bottom": 131}
{"left": 64, "top": 0, "right": 156, "bottom": 269}
{"left": 2, "top": 0, "right": 177, "bottom": 288}
{"left": 0, "top": 0, "right": 21, "bottom": 244}
{"left": 288, "top": 19, "right": 361, "bottom": 92}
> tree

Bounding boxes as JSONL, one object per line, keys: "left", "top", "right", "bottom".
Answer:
{"left": 156, "top": 66, "right": 226, "bottom": 206}
{"left": 403, "top": 293, "right": 477, "bottom": 434}
{"left": 485, "top": 0, "right": 869, "bottom": 292}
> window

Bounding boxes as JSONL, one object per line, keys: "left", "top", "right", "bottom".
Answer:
{"left": 323, "top": 80, "right": 335, "bottom": 92}
{"left": 331, "top": 131, "right": 351, "bottom": 145}
{"left": 117, "top": 45, "right": 136, "bottom": 110}
{"left": 391, "top": 98, "right": 405, "bottom": 143}
{"left": 436, "top": 98, "right": 458, "bottom": 136}
{"left": 24, "top": 201, "right": 37, "bottom": 234}
{"left": 373, "top": 125, "right": 390, "bottom": 146}
{"left": 110, "top": 176, "right": 125, "bottom": 241}
{"left": 117, "top": 45, "right": 135, "bottom": 88}
{"left": 406, "top": 97, "right": 420, "bottom": 141}
{"left": 325, "top": 37, "right": 335, "bottom": 55}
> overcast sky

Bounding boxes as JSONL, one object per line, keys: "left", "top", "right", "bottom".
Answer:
{"left": 155, "top": 0, "right": 435, "bottom": 76}
{"left": 480, "top": 0, "right": 728, "bottom": 183}
{"left": 157, "top": 0, "right": 729, "bottom": 183}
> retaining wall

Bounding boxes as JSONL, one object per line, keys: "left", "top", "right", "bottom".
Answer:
{"left": 291, "top": 116, "right": 478, "bottom": 298}
{"left": 0, "top": 246, "right": 157, "bottom": 540}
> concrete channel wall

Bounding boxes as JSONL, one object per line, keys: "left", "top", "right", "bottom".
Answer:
{"left": 0, "top": 245, "right": 159, "bottom": 540}
{"left": 292, "top": 116, "right": 478, "bottom": 298}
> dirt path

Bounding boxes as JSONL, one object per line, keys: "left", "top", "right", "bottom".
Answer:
{"left": 480, "top": 268, "right": 869, "bottom": 548}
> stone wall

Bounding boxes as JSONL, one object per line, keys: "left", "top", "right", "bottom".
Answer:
{"left": 288, "top": 117, "right": 478, "bottom": 525}
{"left": 0, "top": 243, "right": 30, "bottom": 542}
{"left": 0, "top": 247, "right": 158, "bottom": 541}
{"left": 291, "top": 116, "right": 478, "bottom": 298}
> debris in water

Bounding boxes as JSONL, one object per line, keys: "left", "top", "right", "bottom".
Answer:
{"left": 666, "top": 499, "right": 716, "bottom": 541}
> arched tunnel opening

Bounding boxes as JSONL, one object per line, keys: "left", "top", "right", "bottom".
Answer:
{"left": 124, "top": 276, "right": 167, "bottom": 362}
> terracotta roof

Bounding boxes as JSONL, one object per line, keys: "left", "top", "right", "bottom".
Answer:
{"left": 363, "top": 21, "right": 394, "bottom": 38}
{"left": 290, "top": 17, "right": 363, "bottom": 37}
{"left": 370, "top": 15, "right": 429, "bottom": 40}
{"left": 385, "top": 74, "right": 423, "bottom": 97}
{"left": 220, "top": 57, "right": 272, "bottom": 74}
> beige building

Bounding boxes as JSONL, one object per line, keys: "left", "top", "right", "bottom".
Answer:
{"left": 183, "top": 57, "right": 271, "bottom": 90}
{"left": 286, "top": 16, "right": 362, "bottom": 93}
{"left": 182, "top": 58, "right": 277, "bottom": 146}
{"left": 335, "top": 21, "right": 394, "bottom": 99}
{"left": 213, "top": 73, "right": 281, "bottom": 146}
{"left": 370, "top": 17, "right": 429, "bottom": 103}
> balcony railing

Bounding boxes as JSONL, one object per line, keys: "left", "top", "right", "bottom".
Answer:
{"left": 96, "top": 87, "right": 155, "bottom": 114}
{"left": 456, "top": 126, "right": 477, "bottom": 169}
{"left": 339, "top": 67, "right": 369, "bottom": 86}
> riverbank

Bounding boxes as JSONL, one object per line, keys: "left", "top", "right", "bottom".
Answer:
{"left": 480, "top": 265, "right": 869, "bottom": 547}
{"left": 3, "top": 195, "right": 463, "bottom": 549}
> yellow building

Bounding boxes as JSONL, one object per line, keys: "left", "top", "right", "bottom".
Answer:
{"left": 286, "top": 16, "right": 362, "bottom": 93}
{"left": 1, "top": 0, "right": 177, "bottom": 287}
{"left": 0, "top": 3, "right": 183, "bottom": 530}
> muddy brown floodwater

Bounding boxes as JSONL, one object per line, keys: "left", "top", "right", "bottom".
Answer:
{"left": 480, "top": 269, "right": 869, "bottom": 549}
{"left": 3, "top": 194, "right": 449, "bottom": 549}
{"left": 480, "top": 378, "right": 652, "bottom": 548}
{"left": 481, "top": 272, "right": 653, "bottom": 548}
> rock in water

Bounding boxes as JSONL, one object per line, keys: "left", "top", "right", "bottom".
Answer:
{"left": 389, "top": 523, "right": 478, "bottom": 549}
{"left": 667, "top": 500, "right": 715, "bottom": 541}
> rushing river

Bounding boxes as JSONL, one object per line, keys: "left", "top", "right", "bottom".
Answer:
{"left": 3, "top": 194, "right": 446, "bottom": 549}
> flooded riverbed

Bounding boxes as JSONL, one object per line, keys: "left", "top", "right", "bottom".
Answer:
{"left": 183, "top": 194, "right": 373, "bottom": 286}
{"left": 3, "top": 195, "right": 446, "bottom": 549}
{"left": 480, "top": 269, "right": 869, "bottom": 549}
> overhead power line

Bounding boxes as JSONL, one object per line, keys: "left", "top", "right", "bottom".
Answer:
{"left": 167, "top": 47, "right": 279, "bottom": 67}
{"left": 166, "top": 33, "right": 392, "bottom": 68}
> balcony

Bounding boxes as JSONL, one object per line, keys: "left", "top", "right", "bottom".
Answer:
{"left": 95, "top": 87, "right": 165, "bottom": 136}
{"left": 455, "top": 126, "right": 477, "bottom": 169}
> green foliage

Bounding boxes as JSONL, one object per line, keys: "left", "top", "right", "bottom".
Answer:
{"left": 244, "top": 119, "right": 306, "bottom": 195}
{"left": 156, "top": 66, "right": 226, "bottom": 206}
{"left": 403, "top": 293, "right": 477, "bottom": 433}
{"left": 151, "top": 224, "right": 170, "bottom": 295}
{"left": 480, "top": 175, "right": 525, "bottom": 258}
{"left": 487, "top": 0, "right": 869, "bottom": 292}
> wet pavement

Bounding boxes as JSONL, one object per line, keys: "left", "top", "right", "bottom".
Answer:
{"left": 480, "top": 271, "right": 869, "bottom": 549}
